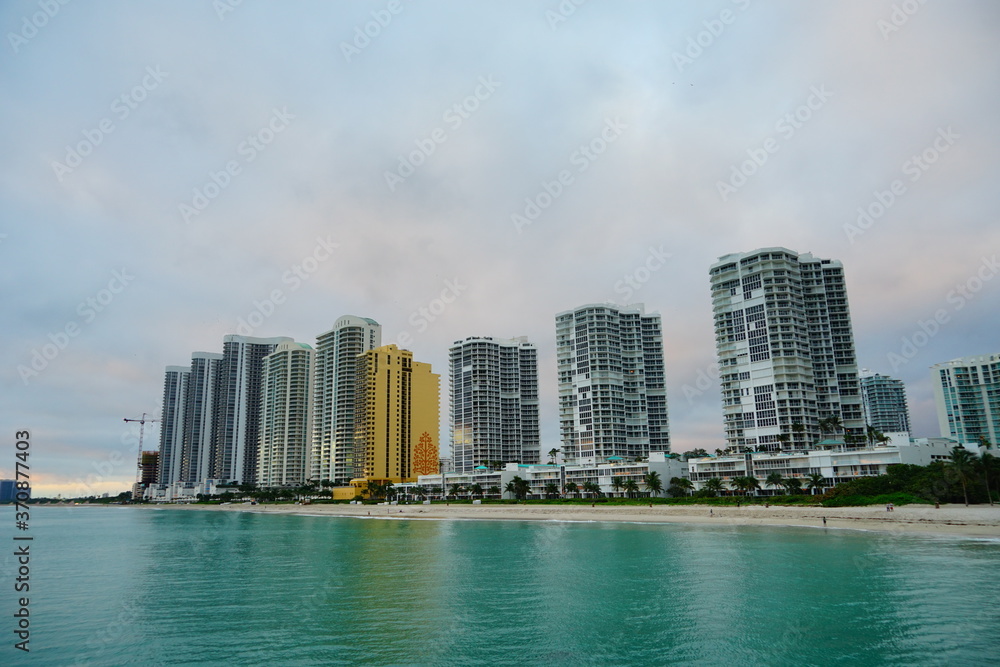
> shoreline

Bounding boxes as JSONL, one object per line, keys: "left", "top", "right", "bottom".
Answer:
{"left": 126, "top": 502, "right": 1000, "bottom": 539}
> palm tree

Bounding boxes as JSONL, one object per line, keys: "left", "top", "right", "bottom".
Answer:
{"left": 564, "top": 481, "right": 579, "bottom": 498}
{"left": 504, "top": 480, "right": 517, "bottom": 500}
{"left": 610, "top": 476, "right": 624, "bottom": 498}
{"left": 805, "top": 473, "right": 826, "bottom": 495}
{"left": 412, "top": 485, "right": 427, "bottom": 500}
{"left": 582, "top": 481, "right": 601, "bottom": 499}
{"left": 819, "top": 415, "right": 843, "bottom": 436}
{"left": 745, "top": 475, "right": 760, "bottom": 496}
{"left": 979, "top": 451, "right": 997, "bottom": 506}
{"left": 644, "top": 471, "right": 663, "bottom": 498}
{"left": 544, "top": 482, "right": 560, "bottom": 499}
{"left": 948, "top": 446, "right": 977, "bottom": 506}
{"left": 766, "top": 472, "right": 784, "bottom": 495}
{"left": 774, "top": 433, "right": 790, "bottom": 452}
{"left": 622, "top": 479, "right": 639, "bottom": 498}
{"left": 783, "top": 478, "right": 803, "bottom": 494}
{"left": 547, "top": 448, "right": 561, "bottom": 465}
{"left": 730, "top": 476, "right": 749, "bottom": 495}
{"left": 669, "top": 477, "right": 694, "bottom": 497}
{"left": 704, "top": 477, "right": 724, "bottom": 497}
{"left": 513, "top": 476, "right": 530, "bottom": 501}
{"left": 384, "top": 482, "right": 396, "bottom": 502}
{"left": 468, "top": 483, "right": 484, "bottom": 499}
{"left": 449, "top": 483, "right": 464, "bottom": 500}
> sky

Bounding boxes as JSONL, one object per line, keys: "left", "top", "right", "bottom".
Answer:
{"left": 2, "top": 0, "right": 998, "bottom": 497}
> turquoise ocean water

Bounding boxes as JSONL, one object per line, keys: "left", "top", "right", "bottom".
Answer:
{"left": 4, "top": 506, "right": 999, "bottom": 666}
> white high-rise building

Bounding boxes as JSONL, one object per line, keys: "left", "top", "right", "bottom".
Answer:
{"left": 213, "top": 335, "right": 292, "bottom": 484}
{"left": 932, "top": 353, "right": 1000, "bottom": 445}
{"left": 860, "top": 369, "right": 911, "bottom": 435}
{"left": 180, "top": 351, "right": 224, "bottom": 483}
{"left": 556, "top": 303, "right": 670, "bottom": 464}
{"left": 709, "top": 248, "right": 864, "bottom": 452}
{"left": 157, "top": 366, "right": 189, "bottom": 485}
{"left": 258, "top": 341, "right": 315, "bottom": 487}
{"left": 312, "top": 316, "right": 381, "bottom": 485}
{"left": 450, "top": 336, "right": 540, "bottom": 472}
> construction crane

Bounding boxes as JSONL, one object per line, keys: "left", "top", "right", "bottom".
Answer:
{"left": 124, "top": 413, "right": 159, "bottom": 499}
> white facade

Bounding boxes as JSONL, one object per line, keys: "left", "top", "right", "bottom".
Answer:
{"left": 180, "top": 352, "right": 224, "bottom": 483}
{"left": 312, "top": 316, "right": 381, "bottom": 485}
{"left": 450, "top": 336, "right": 540, "bottom": 472}
{"left": 687, "top": 439, "right": 959, "bottom": 494}
{"left": 860, "top": 369, "right": 911, "bottom": 434}
{"left": 556, "top": 303, "right": 670, "bottom": 465}
{"left": 157, "top": 365, "right": 189, "bottom": 485}
{"left": 931, "top": 353, "right": 1000, "bottom": 445}
{"left": 709, "top": 248, "right": 864, "bottom": 452}
{"left": 411, "top": 452, "right": 688, "bottom": 499}
{"left": 214, "top": 335, "right": 292, "bottom": 484}
{"left": 258, "top": 341, "right": 314, "bottom": 487}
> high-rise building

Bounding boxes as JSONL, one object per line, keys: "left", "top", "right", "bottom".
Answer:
{"left": 212, "top": 335, "right": 292, "bottom": 484}
{"left": 860, "top": 370, "right": 911, "bottom": 434}
{"left": 157, "top": 365, "right": 189, "bottom": 485}
{"left": 709, "top": 248, "right": 864, "bottom": 452}
{"left": 931, "top": 353, "right": 1000, "bottom": 445}
{"left": 556, "top": 303, "right": 670, "bottom": 464}
{"left": 312, "top": 316, "right": 381, "bottom": 485}
{"left": 352, "top": 344, "right": 440, "bottom": 484}
{"left": 180, "top": 352, "right": 224, "bottom": 483}
{"left": 450, "top": 336, "right": 540, "bottom": 472}
{"left": 257, "top": 341, "right": 315, "bottom": 487}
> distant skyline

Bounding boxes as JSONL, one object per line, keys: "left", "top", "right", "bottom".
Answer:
{"left": 2, "top": 1, "right": 998, "bottom": 496}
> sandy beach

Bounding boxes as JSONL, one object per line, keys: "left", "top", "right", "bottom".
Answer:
{"left": 148, "top": 502, "right": 1000, "bottom": 539}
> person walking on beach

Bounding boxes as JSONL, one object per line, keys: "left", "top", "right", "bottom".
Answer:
{"left": 822, "top": 516, "right": 827, "bottom": 526}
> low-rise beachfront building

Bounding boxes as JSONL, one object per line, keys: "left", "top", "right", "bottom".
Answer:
{"left": 145, "top": 479, "right": 230, "bottom": 502}
{"left": 402, "top": 451, "right": 689, "bottom": 500}
{"left": 687, "top": 438, "right": 969, "bottom": 495}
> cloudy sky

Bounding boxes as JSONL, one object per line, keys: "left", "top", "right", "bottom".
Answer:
{"left": 2, "top": 1, "right": 998, "bottom": 497}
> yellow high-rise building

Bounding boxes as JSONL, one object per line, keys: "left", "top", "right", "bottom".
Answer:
{"left": 351, "top": 345, "right": 440, "bottom": 487}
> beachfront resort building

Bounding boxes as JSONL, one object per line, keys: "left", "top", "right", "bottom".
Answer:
{"left": 686, "top": 438, "right": 958, "bottom": 494}
{"left": 312, "top": 316, "right": 382, "bottom": 486}
{"left": 180, "top": 352, "right": 225, "bottom": 483}
{"left": 349, "top": 345, "right": 440, "bottom": 490}
{"left": 157, "top": 365, "right": 189, "bottom": 485}
{"left": 556, "top": 303, "right": 670, "bottom": 465}
{"left": 407, "top": 451, "right": 689, "bottom": 500}
{"left": 932, "top": 353, "right": 1000, "bottom": 445}
{"left": 212, "top": 335, "right": 293, "bottom": 484}
{"left": 860, "top": 370, "right": 911, "bottom": 435}
{"left": 709, "top": 248, "right": 864, "bottom": 452}
{"left": 257, "top": 341, "right": 315, "bottom": 487}
{"left": 450, "top": 336, "right": 540, "bottom": 472}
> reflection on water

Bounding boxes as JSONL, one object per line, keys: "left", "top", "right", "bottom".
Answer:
{"left": 15, "top": 507, "right": 1000, "bottom": 666}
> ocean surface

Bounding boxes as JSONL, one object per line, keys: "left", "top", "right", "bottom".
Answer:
{"left": 4, "top": 506, "right": 999, "bottom": 666}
